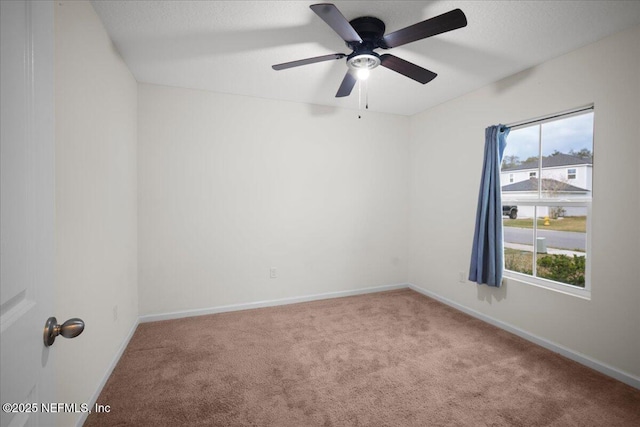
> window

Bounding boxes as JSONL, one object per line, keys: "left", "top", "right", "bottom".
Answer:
{"left": 501, "top": 108, "right": 593, "bottom": 297}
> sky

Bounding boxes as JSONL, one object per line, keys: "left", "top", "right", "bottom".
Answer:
{"left": 503, "top": 112, "right": 594, "bottom": 161}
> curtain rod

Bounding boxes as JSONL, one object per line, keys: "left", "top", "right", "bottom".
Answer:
{"left": 506, "top": 105, "right": 594, "bottom": 130}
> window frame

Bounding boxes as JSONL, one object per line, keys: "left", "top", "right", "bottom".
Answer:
{"left": 567, "top": 168, "right": 577, "bottom": 180}
{"left": 502, "top": 107, "right": 593, "bottom": 299}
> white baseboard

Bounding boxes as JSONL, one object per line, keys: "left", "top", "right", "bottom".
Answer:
{"left": 139, "top": 283, "right": 409, "bottom": 323}
{"left": 76, "top": 317, "right": 140, "bottom": 427}
{"left": 408, "top": 283, "right": 640, "bottom": 390}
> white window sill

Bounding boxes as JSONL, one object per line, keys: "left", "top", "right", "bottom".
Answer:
{"left": 503, "top": 271, "right": 591, "bottom": 300}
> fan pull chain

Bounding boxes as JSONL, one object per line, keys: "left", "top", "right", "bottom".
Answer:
{"left": 365, "top": 78, "right": 369, "bottom": 110}
{"left": 357, "top": 79, "right": 369, "bottom": 119}
{"left": 357, "top": 79, "right": 362, "bottom": 118}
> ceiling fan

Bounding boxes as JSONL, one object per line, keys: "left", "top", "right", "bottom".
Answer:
{"left": 272, "top": 3, "right": 467, "bottom": 97}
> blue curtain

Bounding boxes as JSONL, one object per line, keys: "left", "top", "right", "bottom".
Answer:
{"left": 469, "top": 125, "right": 510, "bottom": 286}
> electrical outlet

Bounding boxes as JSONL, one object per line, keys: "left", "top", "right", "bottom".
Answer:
{"left": 113, "top": 305, "right": 118, "bottom": 321}
{"left": 270, "top": 267, "right": 277, "bottom": 279}
{"left": 458, "top": 271, "right": 466, "bottom": 283}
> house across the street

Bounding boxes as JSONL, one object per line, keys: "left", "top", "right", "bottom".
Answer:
{"left": 501, "top": 153, "right": 592, "bottom": 217}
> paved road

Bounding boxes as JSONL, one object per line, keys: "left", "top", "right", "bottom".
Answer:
{"left": 504, "top": 227, "right": 586, "bottom": 251}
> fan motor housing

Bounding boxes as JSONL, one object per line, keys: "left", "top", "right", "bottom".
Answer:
{"left": 347, "top": 16, "right": 386, "bottom": 51}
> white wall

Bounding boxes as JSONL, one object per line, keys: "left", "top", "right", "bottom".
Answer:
{"left": 138, "top": 85, "right": 409, "bottom": 316}
{"left": 55, "top": 2, "right": 138, "bottom": 426}
{"left": 409, "top": 25, "right": 640, "bottom": 377}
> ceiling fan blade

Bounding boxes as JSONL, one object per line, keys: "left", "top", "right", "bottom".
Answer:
{"left": 380, "top": 54, "right": 437, "bottom": 84}
{"left": 310, "top": 3, "right": 362, "bottom": 44}
{"left": 272, "top": 53, "right": 346, "bottom": 70}
{"left": 336, "top": 70, "right": 357, "bottom": 97}
{"left": 382, "top": 9, "right": 467, "bottom": 48}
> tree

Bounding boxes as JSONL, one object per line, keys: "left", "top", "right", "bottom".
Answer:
{"left": 569, "top": 148, "right": 593, "bottom": 161}
{"left": 502, "top": 155, "right": 520, "bottom": 169}
{"left": 541, "top": 175, "right": 571, "bottom": 219}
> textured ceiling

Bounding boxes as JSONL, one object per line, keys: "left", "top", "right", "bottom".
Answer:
{"left": 90, "top": 1, "right": 640, "bottom": 116}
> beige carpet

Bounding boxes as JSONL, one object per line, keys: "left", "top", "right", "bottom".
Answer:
{"left": 85, "top": 289, "right": 640, "bottom": 426}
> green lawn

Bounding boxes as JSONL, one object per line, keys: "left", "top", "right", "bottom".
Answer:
{"left": 503, "top": 216, "right": 586, "bottom": 233}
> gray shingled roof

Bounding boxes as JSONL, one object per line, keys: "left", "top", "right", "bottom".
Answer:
{"left": 501, "top": 153, "right": 592, "bottom": 172}
{"left": 502, "top": 178, "right": 588, "bottom": 192}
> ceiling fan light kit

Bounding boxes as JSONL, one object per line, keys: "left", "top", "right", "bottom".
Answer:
{"left": 272, "top": 3, "right": 467, "bottom": 99}
{"left": 347, "top": 53, "right": 380, "bottom": 80}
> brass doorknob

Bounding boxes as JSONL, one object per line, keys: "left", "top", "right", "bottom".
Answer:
{"left": 43, "top": 317, "right": 85, "bottom": 347}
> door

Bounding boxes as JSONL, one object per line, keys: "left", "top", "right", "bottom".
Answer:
{"left": 1, "top": 1, "right": 55, "bottom": 426}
